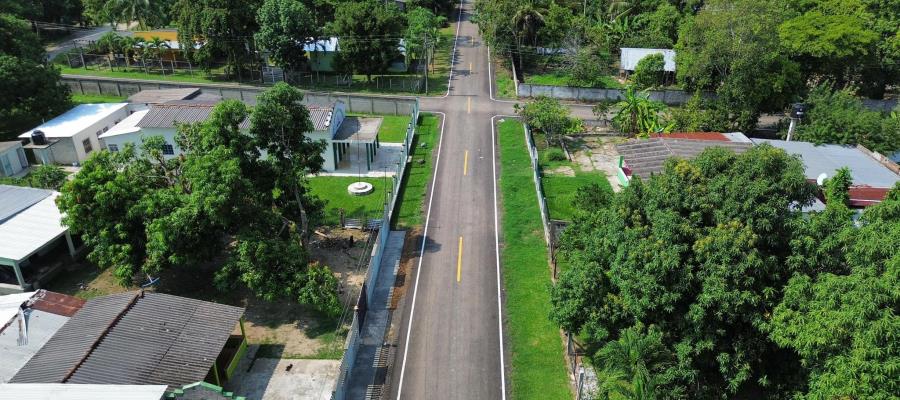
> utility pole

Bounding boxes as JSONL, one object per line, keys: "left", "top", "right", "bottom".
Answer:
{"left": 423, "top": 34, "right": 429, "bottom": 95}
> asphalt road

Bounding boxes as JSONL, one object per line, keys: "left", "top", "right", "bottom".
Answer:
{"left": 390, "top": 1, "right": 532, "bottom": 399}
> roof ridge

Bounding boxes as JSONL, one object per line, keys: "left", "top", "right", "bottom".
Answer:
{"left": 62, "top": 291, "right": 141, "bottom": 383}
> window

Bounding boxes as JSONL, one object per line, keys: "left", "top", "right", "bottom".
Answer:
{"left": 107, "top": 144, "right": 119, "bottom": 152}
{"left": 162, "top": 143, "right": 174, "bottom": 155}
{"left": 102, "top": 127, "right": 109, "bottom": 133}
{"left": 82, "top": 138, "right": 93, "bottom": 154}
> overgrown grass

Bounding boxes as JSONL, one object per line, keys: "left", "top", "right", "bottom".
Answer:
{"left": 494, "top": 64, "right": 517, "bottom": 99}
{"left": 71, "top": 93, "right": 127, "bottom": 104}
{"left": 394, "top": 113, "right": 440, "bottom": 228}
{"left": 525, "top": 71, "right": 623, "bottom": 89}
{"left": 308, "top": 176, "right": 391, "bottom": 226}
{"left": 542, "top": 172, "right": 609, "bottom": 221}
{"left": 497, "top": 119, "right": 571, "bottom": 400}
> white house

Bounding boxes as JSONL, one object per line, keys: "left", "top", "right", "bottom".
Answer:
{"left": 100, "top": 100, "right": 349, "bottom": 171}
{"left": 303, "top": 37, "right": 407, "bottom": 73}
{"left": 620, "top": 48, "right": 676, "bottom": 72}
{"left": 19, "top": 103, "right": 131, "bottom": 166}
{"left": 0, "top": 141, "right": 28, "bottom": 177}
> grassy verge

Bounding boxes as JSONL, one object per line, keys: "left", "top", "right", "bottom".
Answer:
{"left": 497, "top": 119, "right": 571, "bottom": 400}
{"left": 308, "top": 176, "right": 391, "bottom": 226}
{"left": 525, "top": 71, "right": 622, "bottom": 89}
{"left": 71, "top": 93, "right": 127, "bottom": 104}
{"left": 542, "top": 172, "right": 608, "bottom": 221}
{"left": 394, "top": 113, "right": 440, "bottom": 228}
{"left": 494, "top": 63, "right": 517, "bottom": 99}
{"left": 61, "top": 66, "right": 224, "bottom": 84}
{"left": 348, "top": 113, "right": 411, "bottom": 143}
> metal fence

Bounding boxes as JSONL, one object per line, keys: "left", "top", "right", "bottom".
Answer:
{"left": 331, "top": 100, "right": 418, "bottom": 400}
{"left": 523, "top": 124, "right": 553, "bottom": 252}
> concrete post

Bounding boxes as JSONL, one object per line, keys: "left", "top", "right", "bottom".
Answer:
{"left": 12, "top": 261, "right": 26, "bottom": 290}
{"left": 65, "top": 232, "right": 77, "bottom": 259}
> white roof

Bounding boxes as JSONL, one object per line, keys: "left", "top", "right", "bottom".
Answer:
{"left": 19, "top": 103, "right": 129, "bottom": 139}
{"left": 304, "top": 37, "right": 339, "bottom": 52}
{"left": 0, "top": 192, "right": 67, "bottom": 263}
{"left": 99, "top": 109, "right": 149, "bottom": 139}
{"left": 0, "top": 292, "right": 35, "bottom": 330}
{"left": 753, "top": 139, "right": 900, "bottom": 187}
{"left": 620, "top": 48, "right": 676, "bottom": 72}
{"left": 0, "top": 384, "right": 168, "bottom": 400}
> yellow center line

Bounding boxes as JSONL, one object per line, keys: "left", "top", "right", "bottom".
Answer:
{"left": 463, "top": 150, "right": 469, "bottom": 175}
{"left": 467, "top": 96, "right": 471, "bottom": 113}
{"left": 469, "top": 62, "right": 472, "bottom": 71}
{"left": 457, "top": 236, "right": 463, "bottom": 282}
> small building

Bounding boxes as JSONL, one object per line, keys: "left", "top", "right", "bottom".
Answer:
{"left": 753, "top": 139, "right": 900, "bottom": 207}
{"left": 19, "top": 103, "right": 131, "bottom": 166}
{"left": 11, "top": 291, "right": 247, "bottom": 389}
{"left": 100, "top": 100, "right": 350, "bottom": 172}
{"left": 127, "top": 88, "right": 211, "bottom": 107}
{"left": 0, "top": 186, "right": 78, "bottom": 294}
{"left": 0, "top": 290, "right": 86, "bottom": 382}
{"left": 620, "top": 48, "right": 676, "bottom": 73}
{"left": 614, "top": 132, "right": 752, "bottom": 186}
{"left": 0, "top": 141, "right": 28, "bottom": 177}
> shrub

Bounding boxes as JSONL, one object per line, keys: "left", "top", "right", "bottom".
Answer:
{"left": 545, "top": 148, "right": 567, "bottom": 162}
{"left": 631, "top": 53, "right": 665, "bottom": 89}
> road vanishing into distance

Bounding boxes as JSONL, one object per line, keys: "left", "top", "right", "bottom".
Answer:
{"left": 391, "top": 1, "right": 593, "bottom": 399}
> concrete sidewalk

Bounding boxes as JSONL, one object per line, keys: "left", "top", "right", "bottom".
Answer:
{"left": 346, "top": 230, "right": 406, "bottom": 399}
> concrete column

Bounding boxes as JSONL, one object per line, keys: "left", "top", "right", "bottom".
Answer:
{"left": 65, "top": 232, "right": 76, "bottom": 258}
{"left": 12, "top": 261, "right": 26, "bottom": 290}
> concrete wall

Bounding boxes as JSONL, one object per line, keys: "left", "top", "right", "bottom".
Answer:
{"left": 101, "top": 127, "right": 181, "bottom": 159}
{"left": 0, "top": 145, "right": 27, "bottom": 177}
{"left": 517, "top": 84, "right": 708, "bottom": 105}
{"left": 62, "top": 76, "right": 418, "bottom": 115}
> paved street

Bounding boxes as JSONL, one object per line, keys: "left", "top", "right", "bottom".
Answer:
{"left": 389, "top": 2, "right": 550, "bottom": 399}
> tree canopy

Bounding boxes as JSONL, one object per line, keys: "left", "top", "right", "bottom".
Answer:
{"left": 57, "top": 83, "right": 340, "bottom": 315}
{"left": 328, "top": 0, "right": 406, "bottom": 81}
{"left": 255, "top": 0, "right": 317, "bottom": 70}
{"left": 550, "top": 143, "right": 900, "bottom": 398}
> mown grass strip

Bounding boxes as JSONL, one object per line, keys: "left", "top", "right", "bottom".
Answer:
{"left": 497, "top": 119, "right": 571, "bottom": 400}
{"left": 394, "top": 113, "right": 440, "bottom": 228}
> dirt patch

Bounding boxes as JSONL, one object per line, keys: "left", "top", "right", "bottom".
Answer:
{"left": 579, "top": 135, "right": 626, "bottom": 191}
{"left": 44, "top": 228, "right": 373, "bottom": 359}
{"left": 545, "top": 165, "right": 576, "bottom": 176}
{"left": 390, "top": 227, "right": 422, "bottom": 310}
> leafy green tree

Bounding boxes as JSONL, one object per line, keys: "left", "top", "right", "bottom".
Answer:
{"left": 404, "top": 7, "right": 446, "bottom": 71}
{"left": 59, "top": 85, "right": 341, "bottom": 315}
{"left": 676, "top": 0, "right": 802, "bottom": 132}
{"left": 0, "top": 14, "right": 70, "bottom": 140}
{"left": 173, "top": 0, "right": 262, "bottom": 74}
{"left": 565, "top": 46, "right": 612, "bottom": 88}
{"left": 255, "top": 0, "right": 317, "bottom": 71}
{"left": 771, "top": 184, "right": 900, "bottom": 400}
{"left": 668, "top": 92, "right": 730, "bottom": 132}
{"left": 514, "top": 96, "right": 582, "bottom": 145}
{"left": 29, "top": 164, "right": 68, "bottom": 190}
{"left": 551, "top": 145, "right": 816, "bottom": 398}
{"left": 406, "top": 0, "right": 454, "bottom": 16}
{"left": 328, "top": 0, "right": 405, "bottom": 82}
{"left": 794, "top": 83, "right": 900, "bottom": 154}
{"left": 624, "top": 2, "right": 680, "bottom": 48}
{"left": 611, "top": 86, "right": 671, "bottom": 137}
{"left": 630, "top": 53, "right": 664, "bottom": 89}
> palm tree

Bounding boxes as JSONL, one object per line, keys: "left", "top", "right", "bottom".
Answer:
{"left": 119, "top": 36, "right": 139, "bottom": 70}
{"left": 594, "top": 325, "right": 670, "bottom": 400}
{"left": 511, "top": 1, "right": 547, "bottom": 71}
{"left": 110, "top": 0, "right": 152, "bottom": 30}
{"left": 612, "top": 86, "right": 671, "bottom": 137}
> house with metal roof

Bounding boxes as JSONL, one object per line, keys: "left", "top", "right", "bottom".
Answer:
{"left": 620, "top": 48, "right": 676, "bottom": 72}
{"left": 753, "top": 139, "right": 900, "bottom": 207}
{"left": 614, "top": 132, "right": 753, "bottom": 186}
{"left": 0, "top": 383, "right": 169, "bottom": 400}
{"left": 99, "top": 100, "right": 350, "bottom": 171}
{"left": 18, "top": 103, "right": 131, "bottom": 166}
{"left": 0, "top": 186, "right": 79, "bottom": 294}
{"left": 10, "top": 291, "right": 247, "bottom": 389}
{"left": 0, "top": 290, "right": 85, "bottom": 383}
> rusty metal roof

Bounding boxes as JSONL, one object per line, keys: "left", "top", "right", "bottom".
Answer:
{"left": 10, "top": 292, "right": 244, "bottom": 387}
{"left": 616, "top": 138, "right": 751, "bottom": 178}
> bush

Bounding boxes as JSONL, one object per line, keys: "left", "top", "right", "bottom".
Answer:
{"left": 795, "top": 83, "right": 900, "bottom": 154}
{"left": 566, "top": 47, "right": 612, "bottom": 88}
{"left": 545, "top": 148, "right": 567, "bottom": 162}
{"left": 631, "top": 53, "right": 665, "bottom": 89}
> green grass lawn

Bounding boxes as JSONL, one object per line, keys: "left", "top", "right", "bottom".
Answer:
{"left": 394, "top": 113, "right": 440, "bottom": 228}
{"left": 61, "top": 66, "right": 225, "bottom": 85}
{"left": 497, "top": 119, "right": 571, "bottom": 400}
{"left": 542, "top": 172, "right": 609, "bottom": 221}
{"left": 525, "top": 71, "right": 623, "bottom": 89}
{"left": 308, "top": 176, "right": 391, "bottom": 226}
{"left": 494, "top": 63, "right": 517, "bottom": 99}
{"left": 71, "top": 93, "right": 127, "bottom": 104}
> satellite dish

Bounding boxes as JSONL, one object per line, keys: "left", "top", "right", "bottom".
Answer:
{"left": 816, "top": 173, "right": 828, "bottom": 186}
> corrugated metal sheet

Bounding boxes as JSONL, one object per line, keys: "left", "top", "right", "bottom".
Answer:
{"left": 620, "top": 48, "right": 676, "bottom": 72}
{"left": 307, "top": 104, "right": 335, "bottom": 131}
{"left": 616, "top": 138, "right": 751, "bottom": 178}
{"left": 753, "top": 139, "right": 900, "bottom": 188}
{"left": 12, "top": 291, "right": 244, "bottom": 388}
{"left": 0, "top": 192, "right": 68, "bottom": 263}
{"left": 0, "top": 185, "right": 52, "bottom": 224}
{"left": 29, "top": 290, "right": 86, "bottom": 318}
{"left": 128, "top": 88, "right": 201, "bottom": 105}
{"left": 10, "top": 292, "right": 139, "bottom": 384}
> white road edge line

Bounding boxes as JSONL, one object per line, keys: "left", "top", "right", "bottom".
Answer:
{"left": 395, "top": 111, "right": 447, "bottom": 400}
{"left": 440, "top": 0, "right": 465, "bottom": 99}
{"left": 491, "top": 115, "right": 514, "bottom": 400}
